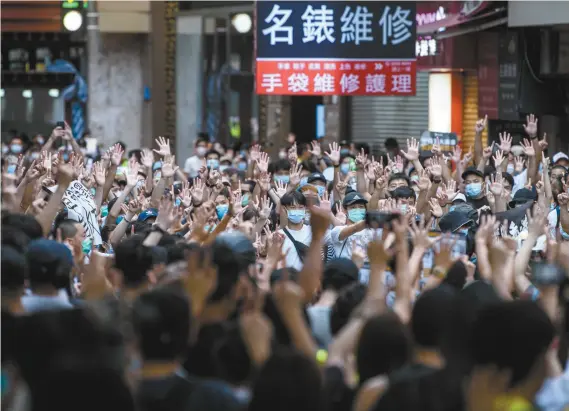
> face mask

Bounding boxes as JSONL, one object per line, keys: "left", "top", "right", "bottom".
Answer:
{"left": 100, "top": 205, "right": 108, "bottom": 217}
{"left": 317, "top": 186, "right": 326, "bottom": 197}
{"left": 287, "top": 209, "right": 305, "bottom": 224}
{"left": 6, "top": 164, "right": 16, "bottom": 174}
{"left": 90, "top": 187, "right": 96, "bottom": 196}
{"left": 278, "top": 151, "right": 287, "bottom": 159}
{"left": 238, "top": 162, "right": 247, "bottom": 171}
{"left": 30, "top": 152, "right": 40, "bottom": 160}
{"left": 506, "top": 164, "right": 515, "bottom": 174}
{"left": 116, "top": 215, "right": 125, "bottom": 225}
{"left": 465, "top": 183, "right": 482, "bottom": 198}
{"left": 219, "top": 165, "right": 228, "bottom": 173}
{"left": 10, "top": 145, "right": 22, "bottom": 154}
{"left": 216, "top": 204, "right": 229, "bottom": 220}
{"left": 300, "top": 177, "right": 308, "bottom": 187}
{"left": 36, "top": 137, "right": 45, "bottom": 145}
{"left": 274, "top": 175, "right": 290, "bottom": 184}
{"left": 400, "top": 204, "right": 408, "bottom": 214}
{"left": 241, "top": 194, "right": 249, "bottom": 207}
{"left": 82, "top": 238, "right": 93, "bottom": 255}
{"left": 62, "top": 153, "right": 70, "bottom": 162}
{"left": 457, "top": 228, "right": 469, "bottom": 236}
{"left": 340, "top": 163, "right": 350, "bottom": 175}
{"left": 410, "top": 175, "right": 419, "bottom": 182}
{"left": 340, "top": 149, "right": 350, "bottom": 156}
{"left": 196, "top": 146, "right": 207, "bottom": 157}
{"left": 2, "top": 146, "right": 8, "bottom": 154}
{"left": 175, "top": 197, "right": 182, "bottom": 207}
{"left": 348, "top": 208, "right": 366, "bottom": 222}
{"left": 207, "top": 159, "right": 220, "bottom": 169}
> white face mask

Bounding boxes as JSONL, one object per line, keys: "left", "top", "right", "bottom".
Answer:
{"left": 196, "top": 146, "right": 207, "bottom": 157}
{"left": 278, "top": 151, "right": 287, "bottom": 160}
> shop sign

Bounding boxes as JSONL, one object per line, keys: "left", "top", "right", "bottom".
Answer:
{"left": 416, "top": 36, "right": 438, "bottom": 57}
{"left": 498, "top": 31, "right": 520, "bottom": 120}
{"left": 477, "top": 32, "right": 499, "bottom": 119}
{"left": 419, "top": 131, "right": 458, "bottom": 154}
{"left": 255, "top": 1, "right": 417, "bottom": 96}
{"left": 416, "top": 5, "right": 447, "bottom": 26}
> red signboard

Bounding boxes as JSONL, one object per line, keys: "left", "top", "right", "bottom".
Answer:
{"left": 477, "top": 31, "right": 499, "bottom": 119}
{"left": 256, "top": 59, "right": 416, "bottom": 96}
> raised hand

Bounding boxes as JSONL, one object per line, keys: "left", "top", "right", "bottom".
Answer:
{"left": 320, "top": 189, "right": 331, "bottom": 210}
{"left": 429, "top": 197, "right": 443, "bottom": 218}
{"left": 110, "top": 144, "right": 124, "bottom": 166}
{"left": 492, "top": 149, "right": 505, "bottom": 169}
{"left": 482, "top": 145, "right": 493, "bottom": 160}
{"left": 538, "top": 132, "right": 548, "bottom": 151}
{"left": 125, "top": 162, "right": 140, "bottom": 187}
{"left": 288, "top": 142, "right": 298, "bottom": 165}
{"left": 62, "top": 121, "right": 74, "bottom": 141}
{"left": 58, "top": 162, "right": 75, "bottom": 186}
{"left": 275, "top": 179, "right": 288, "bottom": 197}
{"left": 325, "top": 142, "right": 341, "bottom": 166}
{"left": 161, "top": 155, "right": 179, "bottom": 178}
{"left": 335, "top": 203, "right": 347, "bottom": 225}
{"left": 258, "top": 196, "right": 273, "bottom": 220}
{"left": 523, "top": 113, "right": 538, "bottom": 138}
{"left": 431, "top": 136, "right": 441, "bottom": 157}
{"left": 140, "top": 148, "right": 154, "bottom": 169}
{"left": 521, "top": 138, "right": 535, "bottom": 157}
{"left": 289, "top": 163, "right": 303, "bottom": 188}
{"left": 155, "top": 197, "right": 176, "bottom": 231}
{"left": 557, "top": 193, "right": 569, "bottom": 206}
{"left": 184, "top": 247, "right": 218, "bottom": 315}
{"left": 191, "top": 178, "right": 205, "bottom": 205}
{"left": 430, "top": 156, "right": 442, "bottom": 178}
{"left": 355, "top": 148, "right": 368, "bottom": 169}
{"left": 451, "top": 145, "right": 462, "bottom": 164}
{"left": 417, "top": 169, "right": 431, "bottom": 192}
{"left": 489, "top": 173, "right": 503, "bottom": 197}
{"left": 401, "top": 137, "right": 420, "bottom": 161}
{"left": 498, "top": 132, "right": 512, "bottom": 154}
{"left": 153, "top": 136, "right": 171, "bottom": 158}
{"left": 475, "top": 114, "right": 488, "bottom": 135}
{"left": 461, "top": 149, "right": 474, "bottom": 168}
{"left": 249, "top": 144, "right": 261, "bottom": 163}
{"left": 93, "top": 162, "right": 106, "bottom": 186}
{"left": 514, "top": 156, "right": 525, "bottom": 173}
{"left": 256, "top": 151, "right": 270, "bottom": 174}
{"left": 258, "top": 171, "right": 271, "bottom": 193}
{"left": 442, "top": 180, "right": 458, "bottom": 202}
{"left": 308, "top": 140, "right": 321, "bottom": 157}
{"left": 394, "top": 155, "right": 405, "bottom": 172}
{"left": 410, "top": 219, "right": 436, "bottom": 250}
{"left": 535, "top": 174, "right": 545, "bottom": 195}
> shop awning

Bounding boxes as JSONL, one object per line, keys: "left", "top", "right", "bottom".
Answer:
{"left": 417, "top": 1, "right": 506, "bottom": 38}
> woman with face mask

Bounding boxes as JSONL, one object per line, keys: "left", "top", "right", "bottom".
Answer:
{"left": 278, "top": 191, "right": 312, "bottom": 271}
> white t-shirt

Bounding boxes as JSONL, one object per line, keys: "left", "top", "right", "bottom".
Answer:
{"left": 184, "top": 155, "right": 203, "bottom": 177}
{"left": 279, "top": 224, "right": 312, "bottom": 271}
{"left": 329, "top": 225, "right": 377, "bottom": 282}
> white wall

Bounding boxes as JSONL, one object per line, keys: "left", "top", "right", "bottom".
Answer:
{"left": 88, "top": 33, "right": 146, "bottom": 151}
{"left": 508, "top": 2, "right": 569, "bottom": 27}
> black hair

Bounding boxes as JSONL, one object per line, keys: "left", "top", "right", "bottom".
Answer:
{"left": 196, "top": 133, "right": 209, "bottom": 142}
{"left": 272, "top": 159, "right": 292, "bottom": 173}
{"left": 132, "top": 288, "right": 191, "bottom": 361}
{"left": 1, "top": 245, "right": 27, "bottom": 293}
{"left": 113, "top": 234, "right": 154, "bottom": 287}
{"left": 355, "top": 143, "right": 371, "bottom": 155}
{"left": 205, "top": 149, "right": 221, "bottom": 159}
{"left": 57, "top": 219, "right": 79, "bottom": 241}
{"left": 128, "top": 149, "right": 142, "bottom": 164}
{"left": 243, "top": 207, "right": 259, "bottom": 222}
{"left": 385, "top": 138, "right": 399, "bottom": 150}
{"left": 410, "top": 284, "right": 458, "bottom": 349}
{"left": 357, "top": 313, "right": 412, "bottom": 384}
{"left": 270, "top": 267, "right": 299, "bottom": 288}
{"left": 248, "top": 348, "right": 322, "bottom": 411}
{"left": 391, "top": 186, "right": 415, "bottom": 200}
{"left": 471, "top": 300, "right": 555, "bottom": 387}
{"left": 502, "top": 172, "right": 515, "bottom": 189}
{"left": 2, "top": 225, "right": 31, "bottom": 253}
{"left": 300, "top": 160, "right": 318, "bottom": 174}
{"left": 128, "top": 220, "right": 152, "bottom": 236}
{"left": 280, "top": 191, "right": 307, "bottom": 208}
{"left": 166, "top": 242, "right": 199, "bottom": 264}
{"left": 2, "top": 213, "right": 43, "bottom": 240}
{"left": 115, "top": 141, "right": 126, "bottom": 152}
{"left": 321, "top": 258, "right": 359, "bottom": 291}
{"left": 330, "top": 283, "right": 367, "bottom": 336}
{"left": 442, "top": 260, "right": 468, "bottom": 291}
{"left": 388, "top": 173, "right": 410, "bottom": 188}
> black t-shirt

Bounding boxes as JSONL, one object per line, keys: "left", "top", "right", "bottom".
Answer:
{"left": 137, "top": 373, "right": 243, "bottom": 411}
{"left": 467, "top": 195, "right": 490, "bottom": 210}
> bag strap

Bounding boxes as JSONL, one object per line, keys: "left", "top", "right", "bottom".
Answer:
{"left": 283, "top": 228, "right": 305, "bottom": 262}
{"left": 338, "top": 235, "right": 351, "bottom": 257}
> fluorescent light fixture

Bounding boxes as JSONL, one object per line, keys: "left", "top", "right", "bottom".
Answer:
{"left": 0, "top": 89, "right": 4, "bottom": 98}
{"left": 63, "top": 10, "right": 83, "bottom": 32}
{"left": 48, "top": 89, "right": 60, "bottom": 98}
{"left": 22, "top": 90, "right": 32, "bottom": 99}
{"left": 428, "top": 73, "right": 452, "bottom": 133}
{"left": 232, "top": 13, "right": 252, "bottom": 33}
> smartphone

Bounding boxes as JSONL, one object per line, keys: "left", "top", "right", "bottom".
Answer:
{"left": 422, "top": 231, "right": 467, "bottom": 275}
{"left": 6, "top": 164, "right": 16, "bottom": 174}
{"left": 56, "top": 121, "right": 65, "bottom": 128}
{"left": 365, "top": 211, "right": 399, "bottom": 230}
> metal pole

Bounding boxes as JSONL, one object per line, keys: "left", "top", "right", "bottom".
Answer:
{"left": 86, "top": 0, "right": 99, "bottom": 139}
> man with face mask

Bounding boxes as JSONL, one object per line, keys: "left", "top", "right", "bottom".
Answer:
{"left": 462, "top": 167, "right": 489, "bottom": 210}
{"left": 278, "top": 191, "right": 312, "bottom": 271}
{"left": 184, "top": 135, "right": 209, "bottom": 178}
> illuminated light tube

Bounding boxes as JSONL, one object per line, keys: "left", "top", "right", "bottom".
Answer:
{"left": 22, "top": 90, "right": 32, "bottom": 99}
{"left": 232, "top": 13, "right": 252, "bottom": 33}
{"left": 428, "top": 73, "right": 452, "bottom": 133}
{"left": 63, "top": 10, "right": 83, "bottom": 32}
{"left": 48, "top": 89, "right": 60, "bottom": 98}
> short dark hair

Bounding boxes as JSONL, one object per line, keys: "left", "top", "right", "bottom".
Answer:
{"left": 280, "top": 191, "right": 307, "bottom": 208}
{"left": 385, "top": 138, "right": 399, "bottom": 150}
{"left": 443, "top": 260, "right": 468, "bottom": 291}
{"left": 272, "top": 159, "right": 292, "bottom": 173}
{"left": 57, "top": 219, "right": 79, "bottom": 241}
{"left": 2, "top": 225, "right": 31, "bottom": 253}
{"left": 205, "top": 149, "right": 221, "bottom": 159}
{"left": 388, "top": 173, "right": 410, "bottom": 188}
{"left": 115, "top": 141, "right": 126, "bottom": 152}
{"left": 471, "top": 300, "right": 555, "bottom": 387}
{"left": 330, "top": 283, "right": 367, "bottom": 336}
{"left": 2, "top": 246, "right": 27, "bottom": 292}
{"left": 391, "top": 186, "right": 415, "bottom": 200}
{"left": 132, "top": 288, "right": 191, "bottom": 361}
{"left": 357, "top": 313, "right": 412, "bottom": 384}
{"left": 322, "top": 258, "right": 359, "bottom": 291}
{"left": 113, "top": 235, "right": 154, "bottom": 287}
{"left": 502, "top": 172, "right": 515, "bottom": 189}
{"left": 2, "top": 213, "right": 43, "bottom": 240}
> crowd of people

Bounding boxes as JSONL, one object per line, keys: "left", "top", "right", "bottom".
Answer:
{"left": 1, "top": 116, "right": 568, "bottom": 411}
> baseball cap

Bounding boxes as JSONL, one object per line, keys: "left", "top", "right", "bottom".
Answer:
{"left": 552, "top": 152, "right": 569, "bottom": 164}
{"left": 25, "top": 239, "right": 74, "bottom": 286}
{"left": 461, "top": 166, "right": 484, "bottom": 180}
{"left": 508, "top": 188, "right": 536, "bottom": 208}
{"left": 343, "top": 192, "right": 368, "bottom": 207}
{"left": 138, "top": 208, "right": 159, "bottom": 222}
{"left": 307, "top": 172, "right": 327, "bottom": 185}
{"left": 438, "top": 210, "right": 474, "bottom": 233}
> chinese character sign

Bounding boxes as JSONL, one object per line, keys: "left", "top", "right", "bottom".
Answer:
{"left": 256, "top": 1, "right": 416, "bottom": 96}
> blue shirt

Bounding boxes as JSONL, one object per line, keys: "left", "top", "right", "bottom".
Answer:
{"left": 535, "top": 360, "right": 569, "bottom": 411}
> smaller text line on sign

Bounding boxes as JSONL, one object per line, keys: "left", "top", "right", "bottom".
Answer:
{"left": 256, "top": 59, "right": 416, "bottom": 96}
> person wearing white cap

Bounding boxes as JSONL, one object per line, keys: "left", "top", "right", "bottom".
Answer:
{"left": 552, "top": 152, "right": 569, "bottom": 168}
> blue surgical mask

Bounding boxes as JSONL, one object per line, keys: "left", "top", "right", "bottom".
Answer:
{"left": 300, "top": 177, "right": 308, "bottom": 187}
{"left": 207, "top": 159, "right": 220, "bottom": 169}
{"left": 340, "top": 163, "right": 350, "bottom": 175}
{"left": 30, "top": 152, "right": 40, "bottom": 160}
{"left": 348, "top": 208, "right": 366, "bottom": 222}
{"left": 36, "top": 137, "right": 45, "bottom": 145}
{"left": 216, "top": 204, "right": 229, "bottom": 220}
{"left": 340, "top": 149, "right": 350, "bottom": 156}
{"left": 136, "top": 179, "right": 145, "bottom": 189}
{"left": 317, "top": 186, "right": 326, "bottom": 197}
{"left": 506, "top": 164, "right": 514, "bottom": 174}
{"left": 287, "top": 209, "right": 305, "bottom": 224}
{"left": 6, "top": 164, "right": 16, "bottom": 174}
{"left": 457, "top": 228, "right": 469, "bottom": 236}
{"left": 410, "top": 175, "right": 419, "bottom": 182}
{"left": 90, "top": 187, "right": 96, "bottom": 196}
{"left": 101, "top": 205, "right": 109, "bottom": 217}
{"left": 10, "top": 145, "right": 22, "bottom": 154}
{"left": 82, "top": 238, "right": 93, "bottom": 254}
{"left": 238, "top": 162, "right": 247, "bottom": 171}
{"left": 175, "top": 197, "right": 182, "bottom": 207}
{"left": 241, "top": 194, "right": 249, "bottom": 207}
{"left": 219, "top": 165, "right": 228, "bottom": 173}
{"left": 274, "top": 175, "right": 290, "bottom": 184}
{"left": 465, "top": 183, "right": 482, "bottom": 198}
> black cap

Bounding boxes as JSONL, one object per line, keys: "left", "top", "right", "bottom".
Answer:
{"left": 461, "top": 166, "right": 484, "bottom": 180}
{"left": 343, "top": 191, "right": 368, "bottom": 207}
{"left": 324, "top": 258, "right": 359, "bottom": 283}
{"left": 438, "top": 210, "right": 474, "bottom": 233}
{"left": 307, "top": 172, "right": 327, "bottom": 184}
{"left": 508, "top": 188, "right": 537, "bottom": 208}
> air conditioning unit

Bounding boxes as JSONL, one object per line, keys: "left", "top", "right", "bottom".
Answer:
{"left": 540, "top": 28, "right": 569, "bottom": 76}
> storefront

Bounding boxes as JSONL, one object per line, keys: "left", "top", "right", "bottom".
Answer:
{"left": 350, "top": 1, "right": 506, "bottom": 154}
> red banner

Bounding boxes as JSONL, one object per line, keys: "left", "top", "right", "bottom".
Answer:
{"left": 256, "top": 59, "right": 416, "bottom": 96}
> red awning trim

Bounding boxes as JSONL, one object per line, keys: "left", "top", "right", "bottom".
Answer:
{"left": 417, "top": 1, "right": 502, "bottom": 35}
